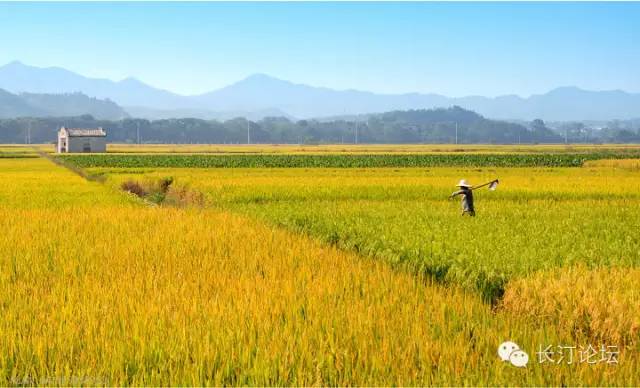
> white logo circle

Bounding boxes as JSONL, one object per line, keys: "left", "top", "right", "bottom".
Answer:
{"left": 498, "top": 341, "right": 520, "bottom": 361}
{"left": 509, "top": 350, "right": 529, "bottom": 367}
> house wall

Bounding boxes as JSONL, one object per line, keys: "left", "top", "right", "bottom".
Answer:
{"left": 66, "top": 137, "right": 107, "bottom": 153}
{"left": 57, "top": 133, "right": 67, "bottom": 153}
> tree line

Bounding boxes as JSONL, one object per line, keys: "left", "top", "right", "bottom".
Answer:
{"left": 1, "top": 107, "right": 639, "bottom": 144}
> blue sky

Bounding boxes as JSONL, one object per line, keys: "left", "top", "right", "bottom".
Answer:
{"left": 0, "top": 2, "right": 638, "bottom": 97}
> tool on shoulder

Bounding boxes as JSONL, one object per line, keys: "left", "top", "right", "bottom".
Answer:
{"left": 472, "top": 179, "right": 499, "bottom": 191}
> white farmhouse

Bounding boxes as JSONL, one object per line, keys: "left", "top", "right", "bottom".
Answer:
{"left": 57, "top": 127, "right": 107, "bottom": 153}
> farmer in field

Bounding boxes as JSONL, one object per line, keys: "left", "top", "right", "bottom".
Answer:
{"left": 450, "top": 179, "right": 475, "bottom": 216}
{"left": 449, "top": 178, "right": 499, "bottom": 216}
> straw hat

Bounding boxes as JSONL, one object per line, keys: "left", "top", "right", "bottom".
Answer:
{"left": 457, "top": 179, "right": 472, "bottom": 188}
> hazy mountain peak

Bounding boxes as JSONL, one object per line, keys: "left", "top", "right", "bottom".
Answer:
{"left": 1, "top": 60, "right": 68, "bottom": 74}
{"left": 119, "top": 77, "right": 146, "bottom": 86}
{"left": 243, "top": 73, "right": 279, "bottom": 81}
{"left": 4, "top": 60, "right": 26, "bottom": 67}
{"left": 545, "top": 86, "right": 630, "bottom": 96}
{"left": 233, "top": 73, "right": 295, "bottom": 88}
{"left": 1, "top": 60, "right": 39, "bottom": 73}
{"left": 545, "top": 86, "right": 586, "bottom": 94}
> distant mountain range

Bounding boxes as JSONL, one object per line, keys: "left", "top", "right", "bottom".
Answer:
{"left": 0, "top": 88, "right": 128, "bottom": 120}
{"left": 0, "top": 60, "right": 639, "bottom": 121}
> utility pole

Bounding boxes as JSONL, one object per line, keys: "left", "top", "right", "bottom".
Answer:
{"left": 27, "top": 120, "right": 32, "bottom": 144}
{"left": 247, "top": 120, "right": 251, "bottom": 144}
{"left": 355, "top": 120, "right": 358, "bottom": 144}
{"left": 455, "top": 122, "right": 458, "bottom": 145}
{"left": 518, "top": 129, "right": 521, "bottom": 145}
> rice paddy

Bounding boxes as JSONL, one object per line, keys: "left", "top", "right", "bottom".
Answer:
{"left": 1, "top": 145, "right": 639, "bottom": 385}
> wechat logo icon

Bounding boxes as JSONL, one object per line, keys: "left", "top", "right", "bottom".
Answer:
{"left": 498, "top": 341, "right": 529, "bottom": 367}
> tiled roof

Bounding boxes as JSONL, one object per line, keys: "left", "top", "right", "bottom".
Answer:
{"left": 63, "top": 128, "right": 106, "bottom": 137}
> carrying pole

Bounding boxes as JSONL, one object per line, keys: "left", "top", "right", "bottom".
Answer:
{"left": 471, "top": 179, "right": 499, "bottom": 190}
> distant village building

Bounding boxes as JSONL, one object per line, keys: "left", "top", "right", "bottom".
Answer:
{"left": 57, "top": 127, "right": 107, "bottom": 153}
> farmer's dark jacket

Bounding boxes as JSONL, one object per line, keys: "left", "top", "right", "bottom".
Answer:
{"left": 452, "top": 187, "right": 474, "bottom": 212}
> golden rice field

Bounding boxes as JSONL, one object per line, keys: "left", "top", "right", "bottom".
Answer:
{"left": 96, "top": 163, "right": 640, "bottom": 331}
{"left": 501, "top": 266, "right": 640, "bottom": 347}
{"left": 2, "top": 145, "right": 640, "bottom": 385}
{"left": 584, "top": 158, "right": 640, "bottom": 170}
